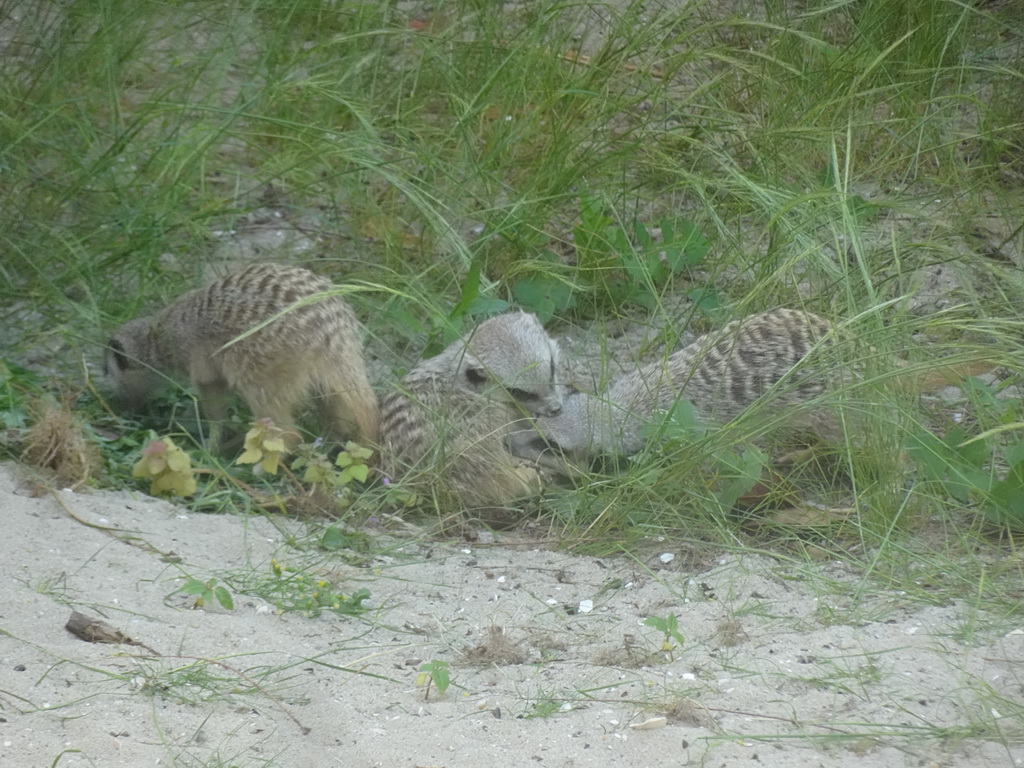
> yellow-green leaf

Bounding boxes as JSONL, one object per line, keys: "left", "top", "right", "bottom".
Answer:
{"left": 263, "top": 437, "right": 287, "bottom": 453}
{"left": 165, "top": 447, "right": 191, "bottom": 473}
{"left": 344, "top": 441, "right": 374, "bottom": 460}
{"left": 236, "top": 447, "right": 262, "bottom": 465}
{"left": 340, "top": 464, "right": 370, "bottom": 484}
{"left": 150, "top": 467, "right": 197, "bottom": 496}
{"left": 260, "top": 452, "right": 281, "bottom": 475}
{"left": 134, "top": 438, "right": 196, "bottom": 497}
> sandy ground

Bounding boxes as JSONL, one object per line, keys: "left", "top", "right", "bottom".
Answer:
{"left": 2, "top": 462, "right": 1023, "bottom": 767}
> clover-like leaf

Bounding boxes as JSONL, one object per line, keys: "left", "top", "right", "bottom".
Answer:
{"left": 301, "top": 461, "right": 333, "bottom": 484}
{"left": 344, "top": 441, "right": 374, "bottom": 461}
{"left": 237, "top": 418, "right": 291, "bottom": 475}
{"left": 133, "top": 437, "right": 196, "bottom": 496}
{"left": 333, "top": 442, "right": 374, "bottom": 485}
{"left": 338, "top": 463, "right": 370, "bottom": 484}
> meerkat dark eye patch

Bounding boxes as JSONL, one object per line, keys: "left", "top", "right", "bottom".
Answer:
{"left": 508, "top": 387, "right": 538, "bottom": 403}
{"left": 465, "top": 367, "right": 488, "bottom": 386}
{"left": 108, "top": 339, "right": 131, "bottom": 371}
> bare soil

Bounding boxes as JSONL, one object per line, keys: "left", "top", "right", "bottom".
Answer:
{"left": 2, "top": 463, "right": 1023, "bottom": 767}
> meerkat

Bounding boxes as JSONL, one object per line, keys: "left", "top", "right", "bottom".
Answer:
{"left": 105, "top": 262, "right": 380, "bottom": 450}
{"left": 506, "top": 309, "right": 859, "bottom": 472}
{"left": 508, "top": 309, "right": 996, "bottom": 474}
{"left": 379, "top": 310, "right": 565, "bottom": 512}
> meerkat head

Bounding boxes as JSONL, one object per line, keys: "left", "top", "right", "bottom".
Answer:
{"left": 456, "top": 311, "right": 564, "bottom": 417}
{"left": 104, "top": 317, "right": 165, "bottom": 411}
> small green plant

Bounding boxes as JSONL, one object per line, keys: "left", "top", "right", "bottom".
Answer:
{"left": 986, "top": 439, "right": 1024, "bottom": 527}
{"left": 449, "top": 257, "right": 512, "bottom": 326}
{"left": 237, "top": 418, "right": 291, "bottom": 475}
{"left": 320, "top": 525, "right": 373, "bottom": 553}
{"left": 332, "top": 442, "right": 375, "bottom": 485}
{"left": 510, "top": 253, "right": 577, "bottom": 323}
{"left": 417, "top": 659, "right": 451, "bottom": 701}
{"left": 524, "top": 698, "right": 563, "bottom": 719}
{"left": 907, "top": 425, "right": 992, "bottom": 506}
{"left": 179, "top": 577, "right": 234, "bottom": 611}
{"left": 906, "top": 379, "right": 1024, "bottom": 527}
{"left": 242, "top": 558, "right": 370, "bottom": 618}
{"left": 644, "top": 400, "right": 769, "bottom": 513}
{"left": 0, "top": 359, "right": 41, "bottom": 430}
{"left": 577, "top": 191, "right": 711, "bottom": 311}
{"left": 643, "top": 613, "right": 685, "bottom": 661}
{"left": 509, "top": 191, "right": 712, "bottom": 319}
{"left": 413, "top": 258, "right": 514, "bottom": 356}
{"left": 132, "top": 436, "right": 197, "bottom": 496}
{"left": 290, "top": 440, "right": 375, "bottom": 486}
{"left": 909, "top": 425, "right": 1024, "bottom": 529}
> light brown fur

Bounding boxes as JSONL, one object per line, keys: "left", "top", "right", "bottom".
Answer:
{"left": 379, "top": 311, "right": 564, "bottom": 512}
{"left": 105, "top": 262, "right": 379, "bottom": 450}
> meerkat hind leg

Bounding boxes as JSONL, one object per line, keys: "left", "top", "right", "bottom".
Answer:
{"left": 316, "top": 371, "right": 380, "bottom": 447}
{"left": 194, "top": 379, "right": 237, "bottom": 452}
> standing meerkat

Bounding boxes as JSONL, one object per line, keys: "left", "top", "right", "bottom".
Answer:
{"left": 508, "top": 308, "right": 995, "bottom": 473}
{"left": 105, "top": 262, "right": 380, "bottom": 450}
{"left": 379, "top": 310, "right": 565, "bottom": 512}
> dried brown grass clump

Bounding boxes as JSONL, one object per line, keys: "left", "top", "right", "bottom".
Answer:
{"left": 463, "top": 625, "right": 528, "bottom": 666}
{"left": 21, "top": 395, "right": 101, "bottom": 489}
{"left": 663, "top": 697, "right": 718, "bottom": 729}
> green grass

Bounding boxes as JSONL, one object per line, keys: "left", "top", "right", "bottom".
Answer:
{"left": 1, "top": 0, "right": 1023, "bottom": 599}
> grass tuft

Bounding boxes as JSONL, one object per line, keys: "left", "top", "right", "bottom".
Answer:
{"left": 0, "top": 0, "right": 1021, "bottom": 625}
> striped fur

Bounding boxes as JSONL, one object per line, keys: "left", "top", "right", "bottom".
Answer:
{"left": 105, "top": 262, "right": 379, "bottom": 449}
{"left": 380, "top": 311, "right": 563, "bottom": 511}
{"left": 507, "top": 309, "right": 844, "bottom": 466}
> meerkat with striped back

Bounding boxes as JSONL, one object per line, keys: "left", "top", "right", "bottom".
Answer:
{"left": 507, "top": 309, "right": 849, "bottom": 471}
{"left": 379, "top": 310, "right": 564, "bottom": 512}
{"left": 105, "top": 262, "right": 379, "bottom": 450}
{"left": 508, "top": 308, "right": 995, "bottom": 474}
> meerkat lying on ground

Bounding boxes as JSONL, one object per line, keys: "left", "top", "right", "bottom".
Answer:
{"left": 379, "top": 310, "right": 565, "bottom": 512}
{"left": 105, "top": 262, "right": 380, "bottom": 450}
{"left": 507, "top": 308, "right": 991, "bottom": 474}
